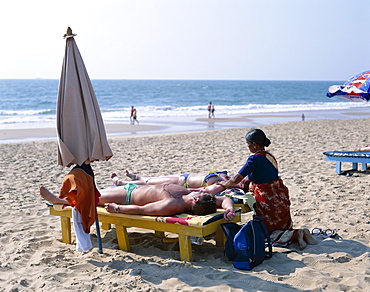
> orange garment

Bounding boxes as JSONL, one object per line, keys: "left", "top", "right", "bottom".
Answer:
{"left": 59, "top": 168, "right": 100, "bottom": 233}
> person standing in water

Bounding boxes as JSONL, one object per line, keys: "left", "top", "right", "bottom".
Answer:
{"left": 207, "top": 102, "right": 212, "bottom": 118}
{"left": 211, "top": 105, "right": 215, "bottom": 118}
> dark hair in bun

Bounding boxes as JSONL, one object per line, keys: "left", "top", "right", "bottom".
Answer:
{"left": 245, "top": 129, "right": 271, "bottom": 147}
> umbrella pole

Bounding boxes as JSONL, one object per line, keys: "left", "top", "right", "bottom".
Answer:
{"left": 95, "top": 218, "right": 103, "bottom": 253}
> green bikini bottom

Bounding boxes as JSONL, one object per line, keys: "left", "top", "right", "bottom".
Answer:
{"left": 123, "top": 183, "right": 138, "bottom": 205}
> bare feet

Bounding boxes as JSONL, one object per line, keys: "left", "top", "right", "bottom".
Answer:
{"left": 111, "top": 171, "right": 140, "bottom": 185}
{"left": 303, "top": 228, "right": 317, "bottom": 245}
{"left": 296, "top": 228, "right": 317, "bottom": 250}
{"left": 39, "top": 186, "right": 69, "bottom": 205}
{"left": 297, "top": 229, "right": 308, "bottom": 250}
{"left": 125, "top": 170, "right": 140, "bottom": 181}
{"left": 110, "top": 173, "right": 120, "bottom": 185}
{"left": 110, "top": 173, "right": 135, "bottom": 186}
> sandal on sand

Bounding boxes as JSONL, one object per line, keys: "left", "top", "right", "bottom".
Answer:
{"left": 311, "top": 227, "right": 323, "bottom": 236}
{"left": 323, "top": 229, "right": 337, "bottom": 238}
{"left": 311, "top": 228, "right": 337, "bottom": 238}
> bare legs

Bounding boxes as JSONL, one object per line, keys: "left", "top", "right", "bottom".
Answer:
{"left": 39, "top": 186, "right": 69, "bottom": 205}
{"left": 40, "top": 185, "right": 128, "bottom": 206}
{"left": 297, "top": 229, "right": 307, "bottom": 250}
{"left": 111, "top": 171, "right": 181, "bottom": 186}
{"left": 111, "top": 171, "right": 143, "bottom": 186}
{"left": 297, "top": 228, "right": 317, "bottom": 250}
{"left": 303, "top": 228, "right": 317, "bottom": 245}
{"left": 125, "top": 170, "right": 141, "bottom": 180}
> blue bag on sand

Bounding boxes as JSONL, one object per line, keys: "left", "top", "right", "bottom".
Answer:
{"left": 221, "top": 216, "right": 273, "bottom": 270}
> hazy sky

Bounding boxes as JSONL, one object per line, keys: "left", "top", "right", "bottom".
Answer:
{"left": 1, "top": 0, "right": 369, "bottom": 81}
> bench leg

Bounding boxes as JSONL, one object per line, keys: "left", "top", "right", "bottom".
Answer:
{"left": 60, "top": 216, "right": 71, "bottom": 244}
{"left": 352, "top": 162, "right": 358, "bottom": 171}
{"left": 154, "top": 231, "right": 165, "bottom": 238}
{"left": 361, "top": 163, "right": 367, "bottom": 171}
{"left": 101, "top": 223, "right": 111, "bottom": 230}
{"left": 178, "top": 234, "right": 192, "bottom": 262}
{"left": 336, "top": 161, "right": 342, "bottom": 174}
{"left": 115, "top": 225, "right": 130, "bottom": 252}
{"left": 215, "top": 227, "right": 225, "bottom": 247}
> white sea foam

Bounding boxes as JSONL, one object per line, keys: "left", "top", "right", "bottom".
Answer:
{"left": 100, "top": 102, "right": 368, "bottom": 121}
{"left": 0, "top": 101, "right": 368, "bottom": 126}
{"left": 1, "top": 79, "right": 369, "bottom": 130}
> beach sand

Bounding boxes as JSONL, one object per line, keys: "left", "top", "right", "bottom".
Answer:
{"left": 1, "top": 118, "right": 370, "bottom": 291}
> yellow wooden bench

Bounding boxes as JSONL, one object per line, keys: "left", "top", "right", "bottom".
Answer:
{"left": 234, "top": 203, "right": 251, "bottom": 213}
{"left": 48, "top": 204, "right": 242, "bottom": 261}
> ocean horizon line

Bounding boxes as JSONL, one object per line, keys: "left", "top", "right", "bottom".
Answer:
{"left": 0, "top": 78, "right": 346, "bottom": 82}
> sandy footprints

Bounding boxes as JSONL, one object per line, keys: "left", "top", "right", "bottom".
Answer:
{"left": 2, "top": 119, "right": 370, "bottom": 291}
{"left": 328, "top": 252, "right": 353, "bottom": 264}
{"left": 284, "top": 272, "right": 322, "bottom": 290}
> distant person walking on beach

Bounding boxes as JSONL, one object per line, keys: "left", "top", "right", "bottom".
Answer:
{"left": 130, "top": 106, "right": 135, "bottom": 124}
{"left": 130, "top": 106, "right": 139, "bottom": 125}
{"left": 301, "top": 113, "right": 305, "bottom": 121}
{"left": 207, "top": 102, "right": 212, "bottom": 118}
{"left": 211, "top": 105, "right": 215, "bottom": 118}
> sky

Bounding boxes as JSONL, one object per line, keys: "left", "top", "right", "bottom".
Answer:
{"left": 1, "top": 0, "right": 370, "bottom": 81}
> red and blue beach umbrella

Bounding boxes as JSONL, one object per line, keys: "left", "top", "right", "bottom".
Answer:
{"left": 327, "top": 70, "right": 370, "bottom": 102}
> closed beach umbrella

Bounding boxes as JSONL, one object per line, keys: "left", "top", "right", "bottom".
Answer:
{"left": 56, "top": 27, "right": 113, "bottom": 253}
{"left": 57, "top": 28, "right": 113, "bottom": 167}
{"left": 326, "top": 70, "right": 370, "bottom": 102}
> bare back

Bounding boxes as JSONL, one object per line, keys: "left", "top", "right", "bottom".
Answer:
{"left": 186, "top": 173, "right": 226, "bottom": 188}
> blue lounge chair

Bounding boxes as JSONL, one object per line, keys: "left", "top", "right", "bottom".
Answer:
{"left": 323, "top": 151, "right": 370, "bottom": 174}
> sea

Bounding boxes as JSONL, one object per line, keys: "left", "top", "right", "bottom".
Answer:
{"left": 1, "top": 79, "right": 369, "bottom": 139}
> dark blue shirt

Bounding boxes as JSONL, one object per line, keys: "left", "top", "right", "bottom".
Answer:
{"left": 238, "top": 153, "right": 278, "bottom": 184}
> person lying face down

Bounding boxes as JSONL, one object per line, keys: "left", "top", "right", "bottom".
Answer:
{"left": 40, "top": 182, "right": 236, "bottom": 221}
{"left": 110, "top": 170, "right": 231, "bottom": 189}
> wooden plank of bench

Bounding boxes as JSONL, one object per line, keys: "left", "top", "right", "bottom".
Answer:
{"left": 49, "top": 205, "right": 241, "bottom": 261}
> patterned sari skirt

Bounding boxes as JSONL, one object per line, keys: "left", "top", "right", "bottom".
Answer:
{"left": 250, "top": 178, "right": 298, "bottom": 247}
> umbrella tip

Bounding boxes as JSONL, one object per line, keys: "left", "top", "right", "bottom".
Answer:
{"left": 64, "top": 27, "right": 76, "bottom": 38}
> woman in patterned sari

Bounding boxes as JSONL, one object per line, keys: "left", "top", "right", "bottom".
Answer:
{"left": 219, "top": 129, "right": 316, "bottom": 250}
